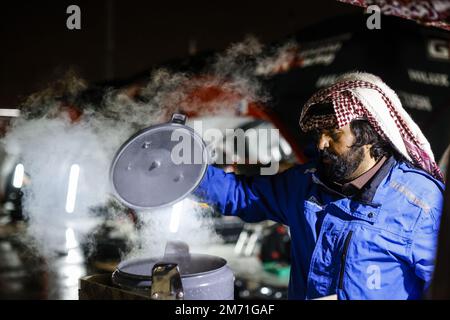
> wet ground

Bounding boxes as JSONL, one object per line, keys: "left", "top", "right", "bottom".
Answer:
{"left": 0, "top": 221, "right": 288, "bottom": 300}
{"left": 0, "top": 222, "right": 93, "bottom": 300}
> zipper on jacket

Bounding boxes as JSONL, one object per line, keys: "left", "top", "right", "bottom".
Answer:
{"left": 338, "top": 230, "right": 353, "bottom": 290}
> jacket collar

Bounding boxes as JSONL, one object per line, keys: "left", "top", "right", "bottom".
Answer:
{"left": 314, "top": 155, "right": 396, "bottom": 206}
{"left": 356, "top": 155, "right": 396, "bottom": 204}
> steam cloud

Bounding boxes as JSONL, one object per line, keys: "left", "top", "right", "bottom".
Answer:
{"left": 1, "top": 35, "right": 274, "bottom": 266}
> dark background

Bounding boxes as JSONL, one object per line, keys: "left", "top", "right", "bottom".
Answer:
{"left": 0, "top": 0, "right": 360, "bottom": 109}
{"left": 1, "top": 1, "right": 449, "bottom": 159}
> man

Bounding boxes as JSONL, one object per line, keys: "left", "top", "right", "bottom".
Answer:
{"left": 195, "top": 73, "right": 444, "bottom": 299}
{"left": 193, "top": 72, "right": 444, "bottom": 300}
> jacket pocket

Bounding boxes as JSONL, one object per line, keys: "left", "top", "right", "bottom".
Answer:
{"left": 338, "top": 230, "right": 353, "bottom": 290}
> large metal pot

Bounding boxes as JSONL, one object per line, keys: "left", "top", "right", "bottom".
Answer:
{"left": 110, "top": 116, "right": 234, "bottom": 299}
{"left": 112, "top": 241, "right": 234, "bottom": 300}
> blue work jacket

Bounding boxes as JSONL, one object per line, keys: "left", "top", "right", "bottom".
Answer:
{"left": 193, "top": 157, "right": 444, "bottom": 300}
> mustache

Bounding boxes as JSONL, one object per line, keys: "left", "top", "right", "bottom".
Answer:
{"left": 319, "top": 148, "right": 339, "bottom": 162}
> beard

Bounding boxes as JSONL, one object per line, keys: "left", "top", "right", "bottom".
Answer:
{"left": 319, "top": 145, "right": 365, "bottom": 183}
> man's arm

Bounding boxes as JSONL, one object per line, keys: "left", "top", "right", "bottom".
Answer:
{"left": 192, "top": 164, "right": 303, "bottom": 225}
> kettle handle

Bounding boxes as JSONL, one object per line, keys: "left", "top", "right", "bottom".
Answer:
{"left": 150, "top": 263, "right": 184, "bottom": 300}
{"left": 171, "top": 113, "right": 187, "bottom": 125}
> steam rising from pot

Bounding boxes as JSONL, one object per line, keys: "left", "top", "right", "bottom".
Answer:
{"left": 1, "top": 36, "right": 272, "bottom": 261}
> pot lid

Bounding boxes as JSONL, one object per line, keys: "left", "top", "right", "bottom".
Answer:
{"left": 110, "top": 114, "right": 208, "bottom": 209}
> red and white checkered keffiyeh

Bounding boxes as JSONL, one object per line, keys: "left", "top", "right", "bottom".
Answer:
{"left": 299, "top": 72, "right": 443, "bottom": 182}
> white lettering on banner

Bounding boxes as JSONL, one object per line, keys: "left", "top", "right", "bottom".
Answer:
{"left": 301, "top": 43, "right": 342, "bottom": 57}
{"left": 366, "top": 265, "right": 381, "bottom": 290}
{"left": 316, "top": 74, "right": 339, "bottom": 88}
{"left": 302, "top": 54, "right": 336, "bottom": 67}
{"left": 427, "top": 39, "right": 450, "bottom": 61}
{"left": 397, "top": 91, "right": 433, "bottom": 112}
{"left": 408, "top": 69, "right": 449, "bottom": 87}
{"left": 366, "top": 5, "right": 381, "bottom": 30}
{"left": 255, "top": 34, "right": 350, "bottom": 75}
{"left": 66, "top": 5, "right": 81, "bottom": 30}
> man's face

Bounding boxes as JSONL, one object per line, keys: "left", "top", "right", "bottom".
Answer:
{"left": 315, "top": 123, "right": 366, "bottom": 182}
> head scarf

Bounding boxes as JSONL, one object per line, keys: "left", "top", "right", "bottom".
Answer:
{"left": 299, "top": 72, "right": 443, "bottom": 182}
